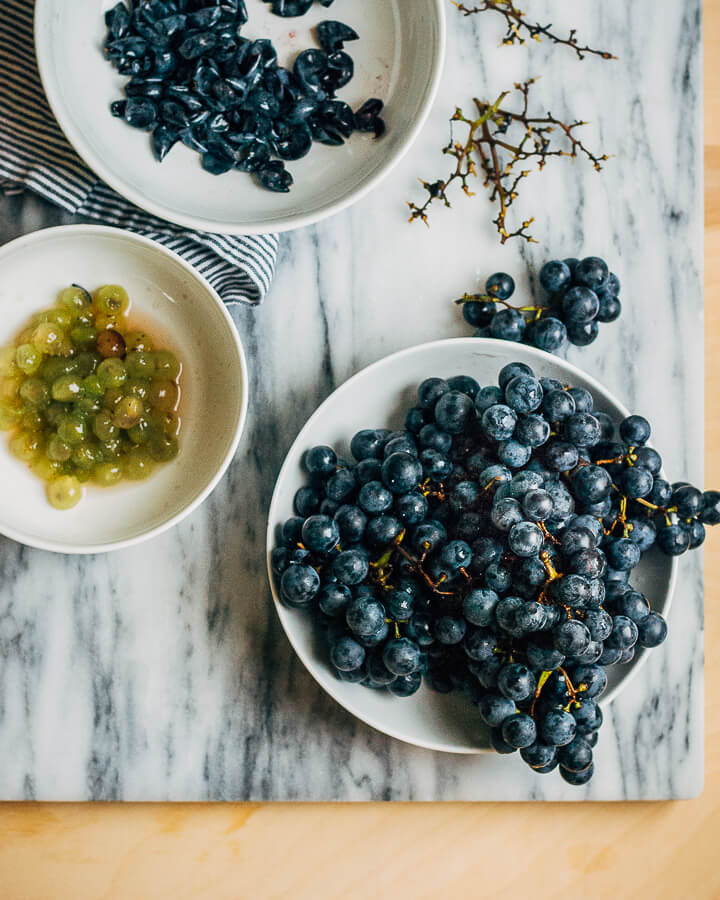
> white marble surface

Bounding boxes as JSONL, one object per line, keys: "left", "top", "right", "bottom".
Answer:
{"left": 0, "top": 0, "right": 703, "bottom": 800}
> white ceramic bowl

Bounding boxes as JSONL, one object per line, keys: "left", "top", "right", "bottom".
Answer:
{"left": 34, "top": 0, "right": 445, "bottom": 235}
{"left": 267, "top": 338, "right": 677, "bottom": 754}
{"left": 0, "top": 225, "right": 248, "bottom": 554}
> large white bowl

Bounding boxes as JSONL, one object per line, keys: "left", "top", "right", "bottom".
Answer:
{"left": 267, "top": 338, "right": 677, "bottom": 754}
{"left": 34, "top": 0, "right": 445, "bottom": 235}
{"left": 0, "top": 225, "right": 248, "bottom": 554}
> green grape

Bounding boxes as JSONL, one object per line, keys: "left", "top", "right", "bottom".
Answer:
{"left": 93, "top": 412, "right": 118, "bottom": 442}
{"left": 128, "top": 419, "right": 154, "bottom": 445}
{"left": 153, "top": 350, "right": 181, "bottom": 381}
{"left": 32, "top": 457, "right": 60, "bottom": 482}
{"left": 1, "top": 375, "right": 21, "bottom": 404}
{"left": 112, "top": 397, "right": 144, "bottom": 429}
{"left": 39, "top": 356, "right": 78, "bottom": 383}
{"left": 70, "top": 324, "right": 98, "bottom": 349}
{"left": 47, "top": 434, "right": 73, "bottom": 462}
{"left": 148, "top": 434, "right": 179, "bottom": 463}
{"left": 124, "top": 378, "right": 150, "bottom": 400}
{"left": 74, "top": 311, "right": 95, "bottom": 328}
{"left": 47, "top": 308, "right": 75, "bottom": 329}
{"left": 97, "top": 358, "right": 127, "bottom": 389}
{"left": 32, "top": 322, "right": 66, "bottom": 356}
{"left": 93, "top": 462, "right": 123, "bottom": 487}
{"left": 19, "top": 378, "right": 51, "bottom": 408}
{"left": 45, "top": 403, "right": 66, "bottom": 427}
{"left": 125, "top": 331, "right": 154, "bottom": 352}
{"left": 83, "top": 375, "right": 105, "bottom": 399}
{"left": 51, "top": 375, "right": 84, "bottom": 403}
{"left": 57, "top": 413, "right": 87, "bottom": 446}
{"left": 74, "top": 396, "right": 102, "bottom": 417}
{"left": 125, "top": 350, "right": 155, "bottom": 379}
{"left": 97, "top": 438, "right": 122, "bottom": 460}
{"left": 75, "top": 352, "right": 101, "bottom": 377}
{"left": 148, "top": 379, "right": 179, "bottom": 413}
{"left": 148, "top": 409, "right": 179, "bottom": 437}
{"left": 10, "top": 430, "right": 43, "bottom": 462}
{"left": 22, "top": 409, "right": 46, "bottom": 432}
{"left": 57, "top": 285, "right": 91, "bottom": 312}
{"left": 94, "top": 313, "right": 118, "bottom": 333}
{"left": 0, "top": 346, "right": 18, "bottom": 377}
{"left": 94, "top": 285, "right": 129, "bottom": 316}
{"left": 72, "top": 443, "right": 101, "bottom": 471}
{"left": 103, "top": 387, "right": 124, "bottom": 410}
{"left": 124, "top": 447, "right": 155, "bottom": 480}
{"left": 16, "top": 343, "right": 42, "bottom": 375}
{"left": 46, "top": 475, "right": 82, "bottom": 510}
{"left": 0, "top": 404, "right": 22, "bottom": 431}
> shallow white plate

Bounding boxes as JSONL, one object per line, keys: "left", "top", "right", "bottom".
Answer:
{"left": 34, "top": 0, "right": 445, "bottom": 235}
{"left": 0, "top": 225, "right": 248, "bottom": 554}
{"left": 267, "top": 338, "right": 677, "bottom": 754}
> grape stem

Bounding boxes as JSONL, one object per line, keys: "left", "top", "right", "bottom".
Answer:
{"left": 408, "top": 79, "right": 609, "bottom": 242}
{"left": 451, "top": 0, "right": 616, "bottom": 61}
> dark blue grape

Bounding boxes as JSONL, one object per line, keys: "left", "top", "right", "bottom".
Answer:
{"left": 543, "top": 389, "right": 575, "bottom": 422}
{"left": 319, "top": 582, "right": 352, "bottom": 616}
{"left": 539, "top": 260, "right": 572, "bottom": 293}
{"left": 330, "top": 635, "right": 365, "bottom": 672}
{"left": 553, "top": 620, "right": 591, "bottom": 656}
{"left": 301, "top": 514, "right": 340, "bottom": 552}
{"left": 485, "top": 272, "right": 515, "bottom": 300}
{"left": 497, "top": 663, "right": 536, "bottom": 702}
{"left": 462, "top": 300, "right": 496, "bottom": 328}
{"left": 566, "top": 320, "right": 599, "bottom": 347}
{"left": 433, "top": 616, "right": 467, "bottom": 645}
{"left": 532, "top": 317, "right": 568, "bottom": 352}
{"left": 482, "top": 404, "right": 517, "bottom": 441}
{"left": 574, "top": 256, "right": 609, "bottom": 290}
{"left": 540, "top": 709, "right": 576, "bottom": 747}
{"left": 521, "top": 742, "right": 557, "bottom": 770}
{"left": 558, "top": 736, "right": 593, "bottom": 773}
{"left": 637, "top": 612, "right": 667, "bottom": 648}
{"left": 280, "top": 563, "right": 320, "bottom": 607}
{"left": 381, "top": 452, "right": 422, "bottom": 495}
{"left": 330, "top": 549, "right": 369, "bottom": 585}
{"left": 382, "top": 638, "right": 421, "bottom": 676}
{"left": 490, "top": 309, "right": 526, "bottom": 342}
{"left": 501, "top": 713, "right": 537, "bottom": 749}
{"left": 388, "top": 671, "right": 422, "bottom": 697}
{"left": 346, "top": 596, "right": 385, "bottom": 637}
{"left": 479, "top": 694, "right": 516, "bottom": 728}
{"left": 619, "top": 415, "right": 651, "bottom": 446}
{"left": 657, "top": 523, "right": 691, "bottom": 556}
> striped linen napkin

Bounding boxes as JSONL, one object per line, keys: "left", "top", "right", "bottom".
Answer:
{"left": 0, "top": 0, "right": 278, "bottom": 305}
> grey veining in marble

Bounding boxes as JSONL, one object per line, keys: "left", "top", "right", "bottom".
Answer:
{"left": 0, "top": 0, "right": 703, "bottom": 800}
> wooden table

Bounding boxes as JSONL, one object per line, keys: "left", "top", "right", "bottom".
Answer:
{"left": 1, "top": 6, "right": 717, "bottom": 898}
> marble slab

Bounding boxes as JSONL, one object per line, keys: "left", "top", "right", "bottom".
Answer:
{"left": 0, "top": 0, "right": 703, "bottom": 800}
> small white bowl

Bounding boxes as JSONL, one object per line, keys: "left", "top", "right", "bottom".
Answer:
{"left": 267, "top": 338, "right": 677, "bottom": 754}
{"left": 0, "top": 225, "right": 248, "bottom": 554}
{"left": 34, "top": 0, "right": 446, "bottom": 235}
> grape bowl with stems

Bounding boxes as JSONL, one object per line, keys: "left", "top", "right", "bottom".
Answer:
{"left": 266, "top": 339, "right": 691, "bottom": 769}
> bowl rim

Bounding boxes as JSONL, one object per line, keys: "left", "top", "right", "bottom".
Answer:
{"left": 0, "top": 223, "right": 250, "bottom": 555}
{"left": 266, "top": 337, "right": 678, "bottom": 754}
{"left": 33, "top": 0, "right": 447, "bottom": 236}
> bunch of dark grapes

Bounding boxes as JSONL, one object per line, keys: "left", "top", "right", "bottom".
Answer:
{"left": 271, "top": 362, "right": 718, "bottom": 785}
{"left": 459, "top": 256, "right": 622, "bottom": 354}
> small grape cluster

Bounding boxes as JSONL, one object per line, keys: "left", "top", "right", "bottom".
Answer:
{"left": 271, "top": 362, "right": 718, "bottom": 785}
{"left": 459, "top": 255, "right": 622, "bottom": 354}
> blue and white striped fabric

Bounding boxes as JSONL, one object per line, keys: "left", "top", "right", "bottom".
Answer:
{"left": 0, "top": 0, "right": 278, "bottom": 305}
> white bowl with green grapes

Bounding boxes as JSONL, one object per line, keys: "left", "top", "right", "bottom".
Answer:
{"left": 0, "top": 225, "right": 248, "bottom": 554}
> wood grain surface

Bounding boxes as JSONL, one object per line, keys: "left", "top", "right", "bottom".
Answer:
{"left": 0, "top": 4, "right": 718, "bottom": 898}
